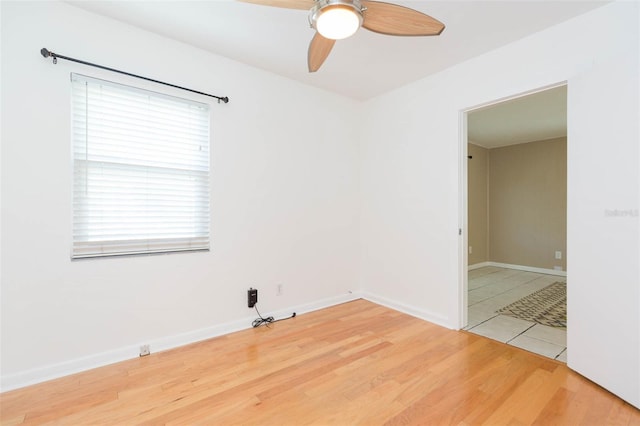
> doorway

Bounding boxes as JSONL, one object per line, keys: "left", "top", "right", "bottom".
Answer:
{"left": 460, "top": 84, "right": 568, "bottom": 361}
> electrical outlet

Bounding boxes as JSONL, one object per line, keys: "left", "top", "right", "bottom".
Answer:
{"left": 248, "top": 288, "right": 258, "bottom": 308}
{"left": 139, "top": 344, "right": 150, "bottom": 357}
{"left": 555, "top": 251, "right": 562, "bottom": 260}
{"left": 469, "top": 246, "right": 473, "bottom": 254}
{"left": 554, "top": 266, "right": 563, "bottom": 271}
{"left": 277, "top": 284, "right": 283, "bottom": 296}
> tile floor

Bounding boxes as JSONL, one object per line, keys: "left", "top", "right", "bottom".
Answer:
{"left": 465, "top": 266, "right": 567, "bottom": 362}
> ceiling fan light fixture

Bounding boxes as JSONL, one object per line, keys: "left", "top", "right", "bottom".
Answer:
{"left": 311, "top": 0, "right": 363, "bottom": 40}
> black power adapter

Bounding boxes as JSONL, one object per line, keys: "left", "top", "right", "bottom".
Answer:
{"left": 246, "top": 287, "right": 295, "bottom": 328}
{"left": 247, "top": 288, "right": 258, "bottom": 308}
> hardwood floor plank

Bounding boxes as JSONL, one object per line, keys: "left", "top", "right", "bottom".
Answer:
{"left": 531, "top": 387, "right": 577, "bottom": 425}
{"left": 604, "top": 397, "right": 639, "bottom": 426}
{"left": 1, "top": 299, "right": 639, "bottom": 425}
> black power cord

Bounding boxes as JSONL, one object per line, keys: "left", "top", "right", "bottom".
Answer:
{"left": 252, "top": 304, "right": 296, "bottom": 328}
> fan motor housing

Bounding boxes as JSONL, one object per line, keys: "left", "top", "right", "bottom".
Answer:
{"left": 310, "top": 0, "right": 364, "bottom": 40}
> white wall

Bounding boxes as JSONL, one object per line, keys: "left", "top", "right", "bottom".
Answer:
{"left": 360, "top": 1, "right": 639, "bottom": 408}
{"left": 1, "top": 1, "right": 360, "bottom": 390}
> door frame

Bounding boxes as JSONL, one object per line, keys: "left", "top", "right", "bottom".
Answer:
{"left": 457, "top": 81, "right": 568, "bottom": 330}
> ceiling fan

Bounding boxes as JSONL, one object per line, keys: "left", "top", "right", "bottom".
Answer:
{"left": 239, "top": 0, "right": 445, "bottom": 72}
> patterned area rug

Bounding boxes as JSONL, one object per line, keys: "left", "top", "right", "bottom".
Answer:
{"left": 497, "top": 282, "right": 566, "bottom": 329}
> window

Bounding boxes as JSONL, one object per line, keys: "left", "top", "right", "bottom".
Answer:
{"left": 71, "top": 74, "right": 210, "bottom": 258}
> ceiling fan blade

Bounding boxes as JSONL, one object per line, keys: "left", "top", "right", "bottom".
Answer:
{"left": 361, "top": 1, "right": 445, "bottom": 36}
{"left": 237, "top": 0, "right": 314, "bottom": 10}
{"left": 308, "top": 32, "right": 336, "bottom": 72}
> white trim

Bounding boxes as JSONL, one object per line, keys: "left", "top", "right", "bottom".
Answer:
{"left": 468, "top": 261, "right": 567, "bottom": 277}
{"left": 465, "top": 81, "right": 569, "bottom": 114}
{"left": 362, "top": 291, "right": 455, "bottom": 330}
{"left": 468, "top": 261, "right": 491, "bottom": 271}
{"left": 458, "top": 109, "right": 469, "bottom": 330}
{"left": 0, "top": 291, "right": 362, "bottom": 392}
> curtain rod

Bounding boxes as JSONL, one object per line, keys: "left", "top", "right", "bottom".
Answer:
{"left": 40, "top": 48, "right": 229, "bottom": 104}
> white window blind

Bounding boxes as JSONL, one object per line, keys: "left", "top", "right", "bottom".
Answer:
{"left": 71, "top": 74, "right": 210, "bottom": 259}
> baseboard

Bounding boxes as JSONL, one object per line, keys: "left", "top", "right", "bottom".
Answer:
{"left": 469, "top": 261, "right": 567, "bottom": 277}
{"left": 468, "top": 262, "right": 491, "bottom": 271}
{"left": 0, "top": 342, "right": 149, "bottom": 393}
{"left": 0, "top": 291, "right": 362, "bottom": 392}
{"left": 362, "top": 291, "right": 455, "bottom": 330}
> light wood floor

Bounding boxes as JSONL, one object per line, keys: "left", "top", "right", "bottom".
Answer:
{"left": 1, "top": 300, "right": 639, "bottom": 425}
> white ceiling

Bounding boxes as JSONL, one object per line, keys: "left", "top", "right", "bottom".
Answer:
{"left": 67, "top": 0, "right": 608, "bottom": 101}
{"left": 468, "top": 85, "right": 567, "bottom": 148}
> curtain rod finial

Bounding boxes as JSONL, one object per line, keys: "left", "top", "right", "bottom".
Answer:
{"left": 40, "top": 48, "right": 51, "bottom": 58}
